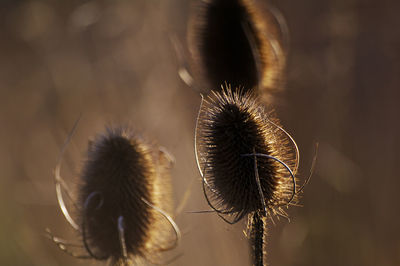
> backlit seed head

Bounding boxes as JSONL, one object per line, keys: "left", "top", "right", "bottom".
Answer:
{"left": 195, "top": 86, "right": 297, "bottom": 220}
{"left": 188, "top": 0, "right": 286, "bottom": 100}
{"left": 78, "top": 127, "right": 174, "bottom": 263}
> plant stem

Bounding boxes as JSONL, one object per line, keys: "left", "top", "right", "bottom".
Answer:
{"left": 251, "top": 211, "right": 264, "bottom": 266}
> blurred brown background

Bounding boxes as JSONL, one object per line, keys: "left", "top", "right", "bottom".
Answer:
{"left": 0, "top": 0, "right": 399, "bottom": 265}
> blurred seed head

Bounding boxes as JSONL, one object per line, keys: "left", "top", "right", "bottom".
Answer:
{"left": 74, "top": 127, "right": 176, "bottom": 264}
{"left": 196, "top": 86, "right": 297, "bottom": 221}
{"left": 188, "top": 0, "right": 287, "bottom": 101}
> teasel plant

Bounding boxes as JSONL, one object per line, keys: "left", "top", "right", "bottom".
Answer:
{"left": 194, "top": 86, "right": 314, "bottom": 266}
{"left": 46, "top": 119, "right": 181, "bottom": 266}
{"left": 187, "top": 0, "right": 288, "bottom": 104}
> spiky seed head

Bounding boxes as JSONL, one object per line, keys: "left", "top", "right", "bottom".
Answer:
{"left": 196, "top": 86, "right": 296, "bottom": 220}
{"left": 78, "top": 127, "right": 173, "bottom": 263}
{"left": 188, "top": 0, "right": 286, "bottom": 98}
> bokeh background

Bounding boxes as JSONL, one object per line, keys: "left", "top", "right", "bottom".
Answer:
{"left": 1, "top": 0, "right": 399, "bottom": 265}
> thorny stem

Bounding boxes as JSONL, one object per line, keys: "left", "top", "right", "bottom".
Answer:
{"left": 251, "top": 212, "right": 265, "bottom": 266}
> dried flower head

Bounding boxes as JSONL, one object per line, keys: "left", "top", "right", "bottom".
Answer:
{"left": 195, "top": 86, "right": 300, "bottom": 265}
{"left": 188, "top": 0, "right": 287, "bottom": 100}
{"left": 196, "top": 86, "right": 298, "bottom": 222}
{"left": 48, "top": 125, "right": 180, "bottom": 265}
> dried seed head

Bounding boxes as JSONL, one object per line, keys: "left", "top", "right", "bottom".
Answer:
{"left": 77, "top": 127, "right": 176, "bottom": 263}
{"left": 188, "top": 0, "right": 286, "bottom": 99}
{"left": 195, "top": 87, "right": 297, "bottom": 221}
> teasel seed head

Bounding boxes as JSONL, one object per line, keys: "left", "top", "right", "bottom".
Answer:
{"left": 76, "top": 127, "right": 178, "bottom": 264}
{"left": 195, "top": 86, "right": 298, "bottom": 222}
{"left": 188, "top": 0, "right": 287, "bottom": 101}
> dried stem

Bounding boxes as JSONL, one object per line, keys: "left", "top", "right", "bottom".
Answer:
{"left": 250, "top": 212, "right": 265, "bottom": 266}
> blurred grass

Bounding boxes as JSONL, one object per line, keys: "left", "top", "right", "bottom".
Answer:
{"left": 0, "top": 0, "right": 399, "bottom": 265}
